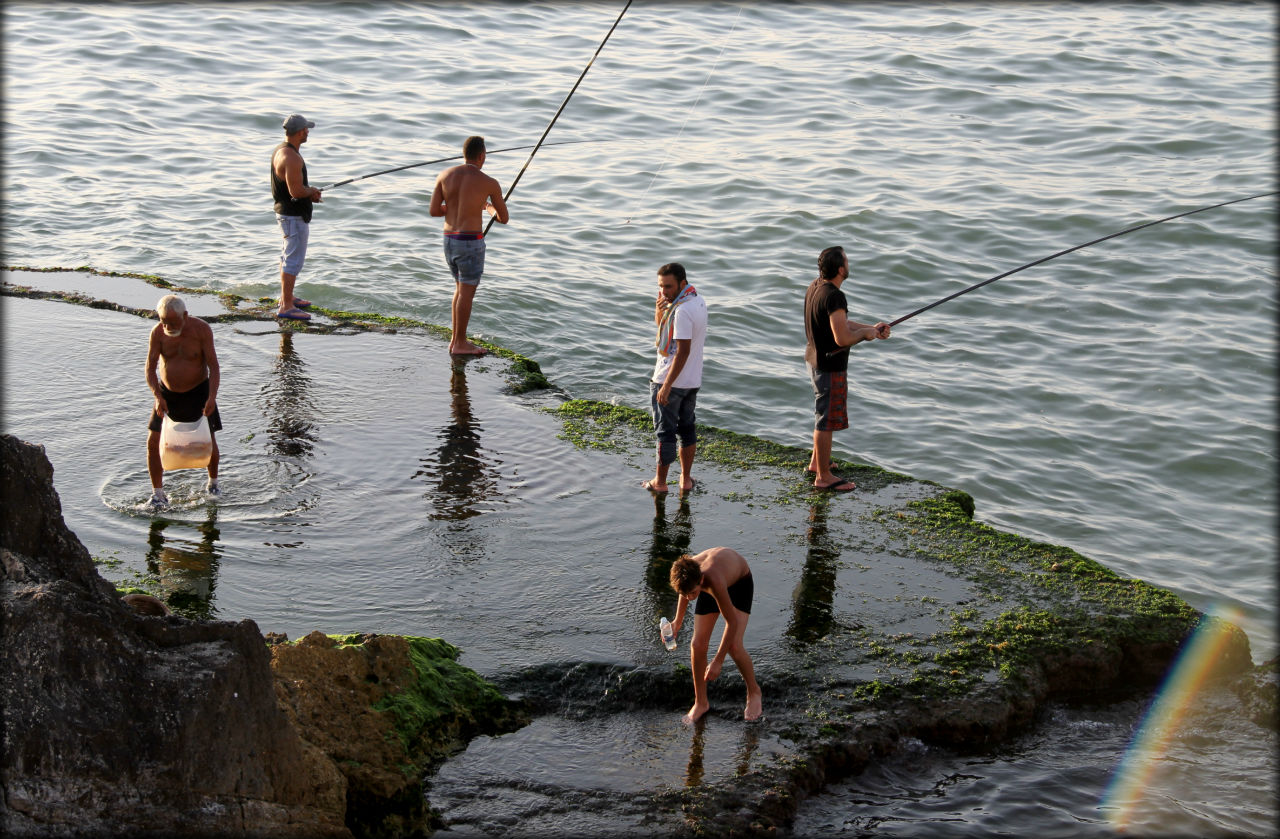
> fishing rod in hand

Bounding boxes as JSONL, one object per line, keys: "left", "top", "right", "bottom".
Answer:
{"left": 315, "top": 139, "right": 600, "bottom": 191}
{"left": 889, "top": 190, "right": 1277, "bottom": 328}
{"left": 483, "top": 0, "right": 633, "bottom": 236}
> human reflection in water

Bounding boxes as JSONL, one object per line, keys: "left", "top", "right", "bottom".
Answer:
{"left": 735, "top": 720, "right": 762, "bottom": 777}
{"left": 145, "top": 508, "right": 221, "bottom": 620}
{"left": 787, "top": 501, "right": 842, "bottom": 644}
{"left": 685, "top": 717, "right": 707, "bottom": 787}
{"left": 644, "top": 490, "right": 694, "bottom": 619}
{"left": 259, "top": 331, "right": 319, "bottom": 459}
{"left": 413, "top": 357, "right": 499, "bottom": 521}
{"left": 683, "top": 698, "right": 763, "bottom": 787}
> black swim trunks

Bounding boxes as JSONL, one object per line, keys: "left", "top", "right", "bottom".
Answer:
{"left": 148, "top": 379, "right": 222, "bottom": 433}
{"left": 694, "top": 573, "right": 753, "bottom": 616}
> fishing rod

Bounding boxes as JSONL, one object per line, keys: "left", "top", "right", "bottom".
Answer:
{"left": 483, "top": 0, "right": 632, "bottom": 236}
{"left": 316, "top": 139, "right": 599, "bottom": 191}
{"left": 889, "top": 190, "right": 1277, "bottom": 328}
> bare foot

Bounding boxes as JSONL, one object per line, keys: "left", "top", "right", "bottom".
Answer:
{"left": 704, "top": 660, "right": 722, "bottom": 682}
{"left": 679, "top": 476, "right": 697, "bottom": 494}
{"left": 745, "top": 690, "right": 763, "bottom": 721}
{"left": 642, "top": 479, "right": 668, "bottom": 494}
{"left": 449, "top": 342, "right": 487, "bottom": 356}
{"left": 683, "top": 701, "right": 710, "bottom": 724}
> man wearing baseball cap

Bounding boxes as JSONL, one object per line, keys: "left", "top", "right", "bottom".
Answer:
{"left": 270, "top": 113, "right": 323, "bottom": 320}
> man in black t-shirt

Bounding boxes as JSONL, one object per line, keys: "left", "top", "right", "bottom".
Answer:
{"left": 803, "top": 245, "right": 890, "bottom": 491}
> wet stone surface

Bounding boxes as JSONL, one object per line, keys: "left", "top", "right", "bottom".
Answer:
{"left": 1, "top": 276, "right": 1245, "bottom": 836}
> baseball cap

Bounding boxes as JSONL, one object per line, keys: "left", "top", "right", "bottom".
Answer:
{"left": 283, "top": 114, "right": 315, "bottom": 133}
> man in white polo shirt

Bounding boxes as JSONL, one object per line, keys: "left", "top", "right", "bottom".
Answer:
{"left": 643, "top": 262, "right": 708, "bottom": 495}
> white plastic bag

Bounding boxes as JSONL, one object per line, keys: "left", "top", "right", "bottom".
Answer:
{"left": 159, "top": 414, "right": 212, "bottom": 470}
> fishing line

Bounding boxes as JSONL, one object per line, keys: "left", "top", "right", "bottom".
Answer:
{"left": 483, "top": 0, "right": 633, "bottom": 236}
{"left": 889, "top": 190, "right": 1277, "bottom": 328}
{"left": 315, "top": 139, "right": 598, "bottom": 191}
{"left": 622, "top": 3, "right": 745, "bottom": 225}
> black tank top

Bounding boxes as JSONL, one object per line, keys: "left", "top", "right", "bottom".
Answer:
{"left": 271, "top": 142, "right": 312, "bottom": 223}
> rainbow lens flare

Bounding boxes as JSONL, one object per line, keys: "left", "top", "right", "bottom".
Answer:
{"left": 1101, "top": 605, "right": 1245, "bottom": 831}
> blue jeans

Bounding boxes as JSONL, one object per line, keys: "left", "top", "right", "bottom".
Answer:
{"left": 276, "top": 214, "right": 310, "bottom": 275}
{"left": 651, "top": 382, "right": 698, "bottom": 466}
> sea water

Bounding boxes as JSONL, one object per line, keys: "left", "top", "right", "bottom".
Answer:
{"left": 2, "top": 2, "right": 1274, "bottom": 834}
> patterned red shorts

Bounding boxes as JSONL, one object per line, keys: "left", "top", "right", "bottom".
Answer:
{"left": 810, "top": 368, "right": 848, "bottom": 432}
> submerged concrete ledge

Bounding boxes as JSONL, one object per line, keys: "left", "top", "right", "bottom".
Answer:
{"left": 3, "top": 266, "right": 552, "bottom": 393}
{"left": 1, "top": 267, "right": 1268, "bottom": 837}
{"left": 537, "top": 399, "right": 1257, "bottom": 834}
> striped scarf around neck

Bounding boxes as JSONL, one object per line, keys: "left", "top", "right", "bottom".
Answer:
{"left": 655, "top": 284, "right": 697, "bottom": 357}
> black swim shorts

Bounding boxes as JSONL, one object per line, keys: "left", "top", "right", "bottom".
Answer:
{"left": 694, "top": 573, "right": 753, "bottom": 616}
{"left": 148, "top": 379, "right": 223, "bottom": 433}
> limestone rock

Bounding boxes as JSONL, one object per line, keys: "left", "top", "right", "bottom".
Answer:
{"left": 0, "top": 434, "right": 349, "bottom": 837}
{"left": 272, "top": 631, "right": 530, "bottom": 838}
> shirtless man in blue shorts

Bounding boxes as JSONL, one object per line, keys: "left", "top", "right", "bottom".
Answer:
{"left": 668, "top": 546, "right": 763, "bottom": 722}
{"left": 145, "top": 294, "right": 221, "bottom": 507}
{"left": 429, "top": 135, "right": 509, "bottom": 355}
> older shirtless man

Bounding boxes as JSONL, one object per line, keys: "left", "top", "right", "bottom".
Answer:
{"left": 145, "top": 295, "right": 221, "bottom": 507}
{"left": 429, "top": 135, "right": 509, "bottom": 355}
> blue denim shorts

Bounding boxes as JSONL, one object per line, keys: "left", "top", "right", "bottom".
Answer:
{"left": 444, "top": 236, "right": 486, "bottom": 287}
{"left": 277, "top": 214, "right": 310, "bottom": 276}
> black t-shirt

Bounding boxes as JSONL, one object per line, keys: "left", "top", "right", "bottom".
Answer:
{"left": 805, "top": 277, "right": 848, "bottom": 372}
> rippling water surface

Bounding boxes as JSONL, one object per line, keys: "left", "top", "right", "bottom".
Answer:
{"left": 3, "top": 2, "right": 1275, "bottom": 835}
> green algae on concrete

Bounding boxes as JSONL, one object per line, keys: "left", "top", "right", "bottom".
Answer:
{"left": 552, "top": 398, "right": 914, "bottom": 492}
{"left": 540, "top": 400, "right": 1255, "bottom": 836}
{"left": 3, "top": 265, "right": 551, "bottom": 393}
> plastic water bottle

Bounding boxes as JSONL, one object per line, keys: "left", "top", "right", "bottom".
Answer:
{"left": 659, "top": 617, "right": 676, "bottom": 651}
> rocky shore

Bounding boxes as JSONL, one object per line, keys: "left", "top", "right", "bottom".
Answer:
{"left": 1, "top": 434, "right": 526, "bottom": 837}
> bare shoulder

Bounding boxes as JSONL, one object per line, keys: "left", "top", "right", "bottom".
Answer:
{"left": 699, "top": 546, "right": 748, "bottom": 571}
{"left": 190, "top": 316, "right": 215, "bottom": 338}
{"left": 274, "top": 144, "right": 300, "bottom": 170}
{"left": 438, "top": 163, "right": 467, "bottom": 185}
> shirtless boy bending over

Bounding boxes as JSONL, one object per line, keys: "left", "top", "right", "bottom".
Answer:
{"left": 668, "top": 546, "right": 763, "bottom": 722}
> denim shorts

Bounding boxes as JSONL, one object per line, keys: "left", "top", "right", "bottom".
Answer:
{"left": 810, "top": 366, "right": 849, "bottom": 432}
{"left": 277, "top": 214, "right": 310, "bottom": 276}
{"left": 651, "top": 382, "right": 698, "bottom": 465}
{"left": 444, "top": 236, "right": 486, "bottom": 287}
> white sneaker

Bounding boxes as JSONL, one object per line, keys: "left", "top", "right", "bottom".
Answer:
{"left": 206, "top": 479, "right": 222, "bottom": 497}
{"left": 148, "top": 488, "right": 169, "bottom": 508}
